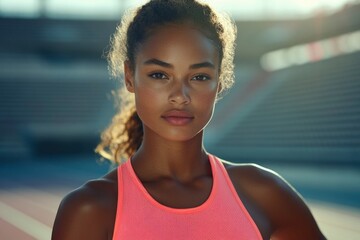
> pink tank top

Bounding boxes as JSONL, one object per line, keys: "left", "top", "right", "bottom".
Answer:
{"left": 113, "top": 154, "right": 262, "bottom": 239}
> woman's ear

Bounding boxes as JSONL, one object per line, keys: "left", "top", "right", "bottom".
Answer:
{"left": 124, "top": 60, "right": 135, "bottom": 93}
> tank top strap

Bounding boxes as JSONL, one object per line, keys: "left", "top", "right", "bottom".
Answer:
{"left": 209, "top": 154, "right": 262, "bottom": 239}
{"left": 112, "top": 163, "right": 125, "bottom": 240}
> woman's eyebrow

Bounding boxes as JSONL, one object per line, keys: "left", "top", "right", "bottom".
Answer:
{"left": 189, "top": 62, "right": 215, "bottom": 69}
{"left": 143, "top": 58, "right": 215, "bottom": 69}
{"left": 143, "top": 58, "right": 173, "bottom": 68}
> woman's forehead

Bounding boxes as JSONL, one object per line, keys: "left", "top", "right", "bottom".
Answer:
{"left": 135, "top": 24, "right": 220, "bottom": 66}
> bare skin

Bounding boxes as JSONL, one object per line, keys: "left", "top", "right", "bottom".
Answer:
{"left": 52, "top": 24, "right": 326, "bottom": 240}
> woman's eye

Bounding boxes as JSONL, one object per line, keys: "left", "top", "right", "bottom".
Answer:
{"left": 149, "top": 72, "right": 168, "bottom": 79}
{"left": 192, "top": 74, "right": 210, "bottom": 81}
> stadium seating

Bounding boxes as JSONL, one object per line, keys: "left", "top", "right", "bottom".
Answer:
{"left": 209, "top": 52, "right": 360, "bottom": 164}
{"left": 0, "top": 58, "right": 115, "bottom": 157}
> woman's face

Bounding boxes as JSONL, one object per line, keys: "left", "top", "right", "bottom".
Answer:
{"left": 125, "top": 23, "right": 220, "bottom": 142}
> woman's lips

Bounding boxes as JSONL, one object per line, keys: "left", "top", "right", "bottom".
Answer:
{"left": 161, "top": 110, "right": 194, "bottom": 126}
{"left": 163, "top": 116, "right": 193, "bottom": 125}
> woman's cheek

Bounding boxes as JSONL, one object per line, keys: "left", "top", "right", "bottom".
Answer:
{"left": 135, "top": 85, "right": 164, "bottom": 113}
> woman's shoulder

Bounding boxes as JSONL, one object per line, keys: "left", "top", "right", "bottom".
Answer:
{"left": 220, "top": 159, "right": 326, "bottom": 239}
{"left": 219, "top": 159, "right": 287, "bottom": 195}
{"left": 61, "top": 169, "right": 118, "bottom": 212}
{"left": 222, "top": 160, "right": 279, "bottom": 185}
{"left": 52, "top": 168, "right": 118, "bottom": 240}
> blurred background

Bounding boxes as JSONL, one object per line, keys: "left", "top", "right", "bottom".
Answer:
{"left": 0, "top": 0, "right": 359, "bottom": 239}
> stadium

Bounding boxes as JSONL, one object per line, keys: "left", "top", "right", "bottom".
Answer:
{"left": 0, "top": 0, "right": 359, "bottom": 239}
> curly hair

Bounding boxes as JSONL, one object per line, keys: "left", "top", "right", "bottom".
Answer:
{"left": 95, "top": 0, "right": 237, "bottom": 164}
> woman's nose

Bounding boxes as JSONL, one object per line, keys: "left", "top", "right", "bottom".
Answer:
{"left": 168, "top": 81, "right": 191, "bottom": 105}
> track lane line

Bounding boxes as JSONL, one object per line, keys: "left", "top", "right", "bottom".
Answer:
{"left": 0, "top": 201, "right": 51, "bottom": 240}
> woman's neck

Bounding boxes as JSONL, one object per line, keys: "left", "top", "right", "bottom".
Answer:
{"left": 131, "top": 131, "right": 209, "bottom": 182}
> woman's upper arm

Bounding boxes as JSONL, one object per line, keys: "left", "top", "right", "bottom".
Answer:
{"left": 234, "top": 164, "right": 327, "bottom": 240}
{"left": 52, "top": 184, "right": 109, "bottom": 240}
{"left": 255, "top": 167, "right": 327, "bottom": 240}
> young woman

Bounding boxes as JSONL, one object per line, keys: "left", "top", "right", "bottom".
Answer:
{"left": 52, "top": 0, "right": 326, "bottom": 239}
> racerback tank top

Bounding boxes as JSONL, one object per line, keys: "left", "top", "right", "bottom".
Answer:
{"left": 112, "top": 154, "right": 262, "bottom": 239}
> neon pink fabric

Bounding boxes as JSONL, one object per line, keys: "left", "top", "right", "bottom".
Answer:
{"left": 113, "top": 154, "right": 262, "bottom": 239}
